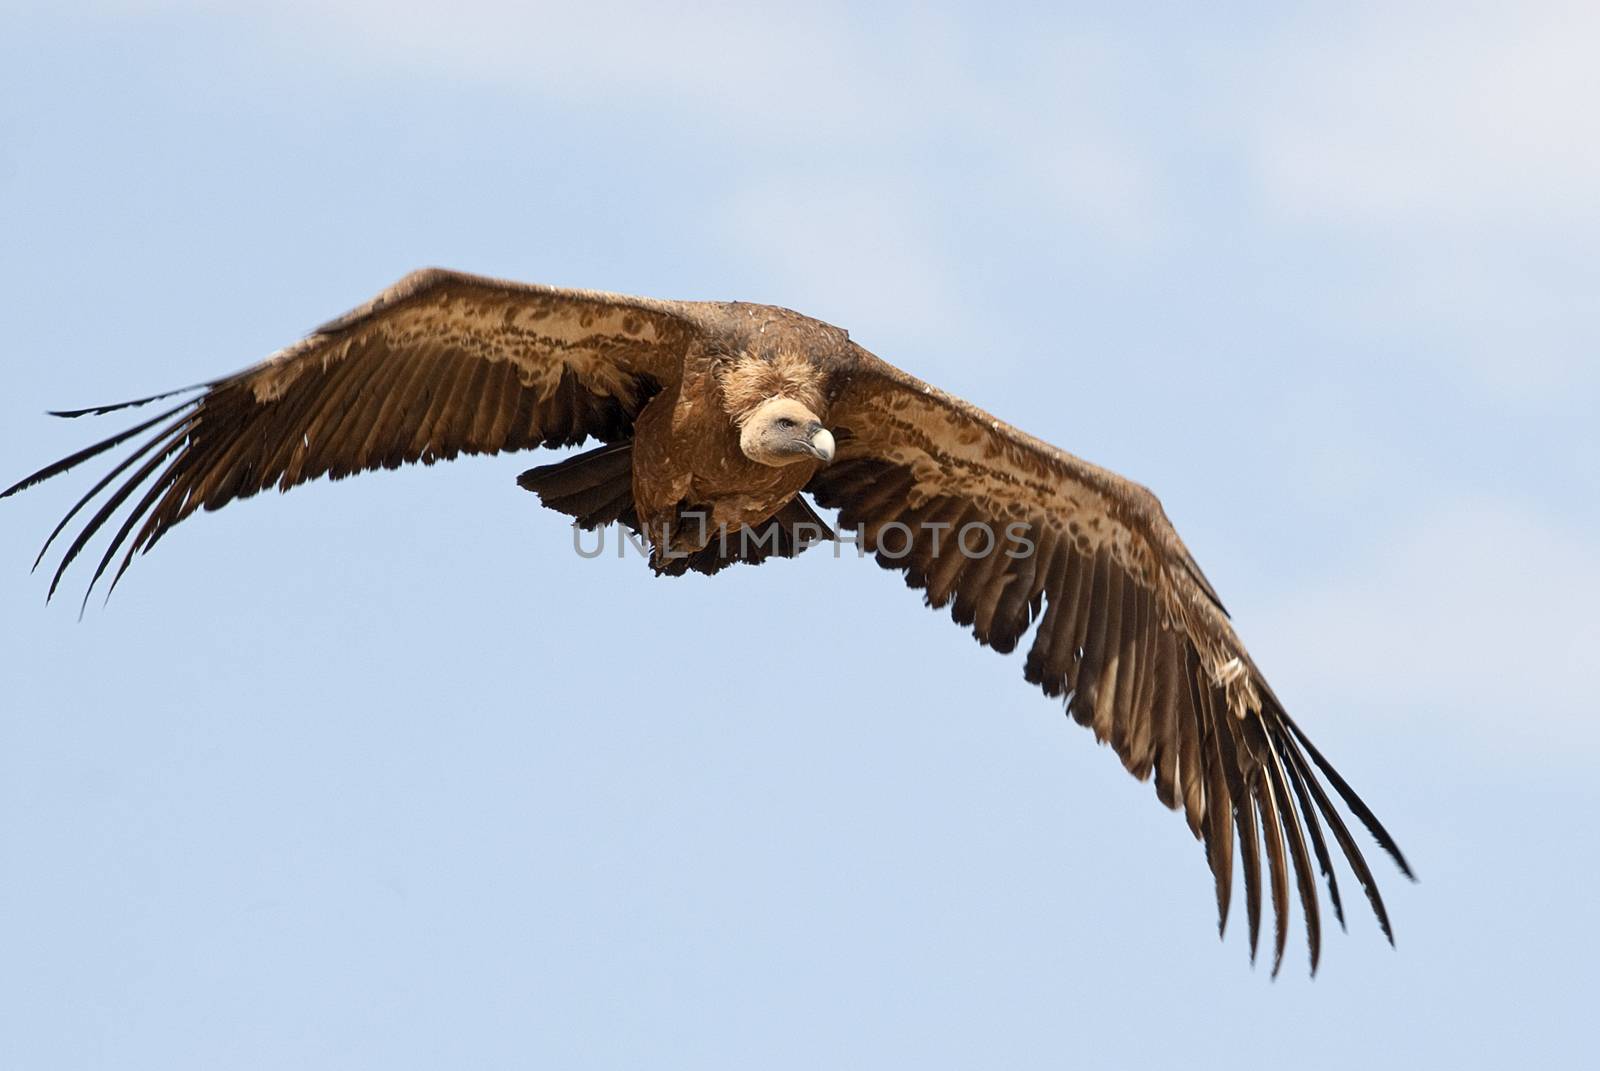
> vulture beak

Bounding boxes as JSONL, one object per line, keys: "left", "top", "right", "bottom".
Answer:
{"left": 808, "top": 426, "right": 836, "bottom": 464}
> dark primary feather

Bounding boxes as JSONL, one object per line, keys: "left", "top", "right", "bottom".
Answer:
{"left": 46, "top": 383, "right": 213, "bottom": 420}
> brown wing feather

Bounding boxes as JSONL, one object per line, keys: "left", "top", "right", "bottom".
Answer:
{"left": 3, "top": 269, "right": 704, "bottom": 605}
{"left": 808, "top": 352, "right": 1412, "bottom": 973}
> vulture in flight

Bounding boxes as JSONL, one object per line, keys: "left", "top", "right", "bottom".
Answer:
{"left": 4, "top": 269, "right": 1412, "bottom": 974}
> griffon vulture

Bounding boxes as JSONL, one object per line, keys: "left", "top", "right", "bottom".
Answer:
{"left": 3, "top": 269, "right": 1412, "bottom": 974}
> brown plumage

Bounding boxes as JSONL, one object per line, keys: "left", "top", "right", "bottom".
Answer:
{"left": 3, "top": 268, "right": 1412, "bottom": 973}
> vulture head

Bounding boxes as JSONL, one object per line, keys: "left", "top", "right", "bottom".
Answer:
{"left": 738, "top": 397, "right": 835, "bottom": 467}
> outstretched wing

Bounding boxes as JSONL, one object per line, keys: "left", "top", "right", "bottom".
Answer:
{"left": 809, "top": 350, "right": 1413, "bottom": 975}
{"left": 3, "top": 269, "right": 703, "bottom": 607}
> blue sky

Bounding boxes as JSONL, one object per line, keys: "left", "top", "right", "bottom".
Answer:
{"left": 2, "top": 2, "right": 1595, "bottom": 1067}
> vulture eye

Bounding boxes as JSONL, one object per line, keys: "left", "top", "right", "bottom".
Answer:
{"left": 776, "top": 417, "right": 797, "bottom": 430}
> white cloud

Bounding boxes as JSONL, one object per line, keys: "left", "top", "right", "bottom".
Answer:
{"left": 90, "top": 0, "right": 1171, "bottom": 261}
{"left": 1233, "top": 3, "right": 1600, "bottom": 397}
{"left": 1252, "top": 498, "right": 1597, "bottom": 752}
{"left": 96, "top": 1, "right": 950, "bottom": 141}
{"left": 719, "top": 178, "right": 962, "bottom": 343}
{"left": 1249, "top": 3, "right": 1600, "bottom": 236}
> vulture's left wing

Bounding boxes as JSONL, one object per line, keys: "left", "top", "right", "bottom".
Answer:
{"left": 3, "top": 269, "right": 703, "bottom": 608}
{"left": 808, "top": 349, "right": 1413, "bottom": 975}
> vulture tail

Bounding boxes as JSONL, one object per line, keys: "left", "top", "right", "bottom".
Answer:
{"left": 518, "top": 441, "right": 640, "bottom": 531}
{"left": 667, "top": 495, "right": 835, "bottom": 577}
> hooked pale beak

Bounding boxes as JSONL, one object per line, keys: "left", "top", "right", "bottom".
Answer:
{"left": 808, "top": 427, "right": 836, "bottom": 464}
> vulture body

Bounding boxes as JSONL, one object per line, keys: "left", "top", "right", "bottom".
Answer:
{"left": 4, "top": 269, "right": 1412, "bottom": 974}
